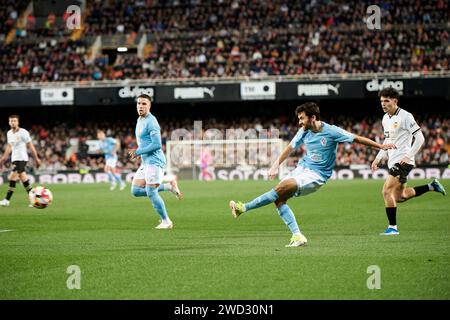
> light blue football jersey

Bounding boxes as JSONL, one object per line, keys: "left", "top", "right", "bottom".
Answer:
{"left": 101, "top": 137, "right": 117, "bottom": 160}
{"left": 290, "top": 122, "right": 355, "bottom": 180}
{"left": 135, "top": 113, "right": 166, "bottom": 168}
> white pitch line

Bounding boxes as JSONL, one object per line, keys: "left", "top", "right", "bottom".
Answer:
{"left": 0, "top": 229, "right": 14, "bottom": 233}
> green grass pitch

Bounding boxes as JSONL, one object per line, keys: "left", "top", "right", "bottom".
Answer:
{"left": 0, "top": 179, "right": 449, "bottom": 299}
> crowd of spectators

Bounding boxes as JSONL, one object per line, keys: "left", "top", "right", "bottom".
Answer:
{"left": 0, "top": 1, "right": 448, "bottom": 174}
{"left": 0, "top": 115, "right": 447, "bottom": 174}
{"left": 0, "top": 0, "right": 29, "bottom": 38}
{"left": 0, "top": 0, "right": 449, "bottom": 83}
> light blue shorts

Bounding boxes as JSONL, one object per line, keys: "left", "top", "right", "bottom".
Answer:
{"left": 281, "top": 166, "right": 326, "bottom": 197}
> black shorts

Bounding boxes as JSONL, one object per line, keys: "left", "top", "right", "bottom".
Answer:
{"left": 11, "top": 161, "right": 27, "bottom": 173}
{"left": 388, "top": 162, "right": 414, "bottom": 184}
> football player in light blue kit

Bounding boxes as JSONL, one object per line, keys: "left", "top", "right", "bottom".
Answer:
{"left": 128, "top": 94, "right": 182, "bottom": 230}
{"left": 229, "top": 102, "right": 395, "bottom": 247}
{"left": 97, "top": 130, "right": 126, "bottom": 191}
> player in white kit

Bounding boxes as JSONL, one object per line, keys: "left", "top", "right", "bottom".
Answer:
{"left": 371, "top": 88, "right": 446, "bottom": 235}
{"left": 0, "top": 115, "right": 42, "bottom": 207}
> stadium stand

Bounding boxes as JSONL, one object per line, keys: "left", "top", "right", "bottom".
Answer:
{"left": 0, "top": 0, "right": 449, "bottom": 83}
{"left": 0, "top": 1, "right": 448, "bottom": 171}
{"left": 0, "top": 115, "right": 446, "bottom": 172}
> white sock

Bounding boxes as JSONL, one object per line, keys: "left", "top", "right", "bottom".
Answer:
{"left": 389, "top": 225, "right": 397, "bottom": 230}
{"left": 163, "top": 218, "right": 172, "bottom": 224}
{"left": 164, "top": 183, "right": 173, "bottom": 191}
{"left": 428, "top": 183, "right": 434, "bottom": 191}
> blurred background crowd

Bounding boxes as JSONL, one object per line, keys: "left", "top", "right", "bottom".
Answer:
{"left": 0, "top": 0, "right": 448, "bottom": 174}
{"left": 1, "top": 0, "right": 449, "bottom": 83}
{"left": 0, "top": 114, "right": 447, "bottom": 172}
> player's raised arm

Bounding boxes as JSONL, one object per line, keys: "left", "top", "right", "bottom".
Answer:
{"left": 113, "top": 139, "right": 120, "bottom": 154}
{"left": 26, "top": 141, "right": 41, "bottom": 168}
{"left": 372, "top": 144, "right": 388, "bottom": 171}
{"left": 268, "top": 144, "right": 294, "bottom": 180}
{"left": 0, "top": 143, "right": 12, "bottom": 164}
{"left": 135, "top": 129, "right": 162, "bottom": 156}
{"left": 268, "top": 126, "right": 305, "bottom": 180}
{"left": 353, "top": 135, "right": 396, "bottom": 151}
{"left": 400, "top": 129, "right": 425, "bottom": 165}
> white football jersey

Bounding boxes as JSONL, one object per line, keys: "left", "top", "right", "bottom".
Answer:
{"left": 382, "top": 107, "right": 421, "bottom": 168}
{"left": 7, "top": 128, "right": 32, "bottom": 162}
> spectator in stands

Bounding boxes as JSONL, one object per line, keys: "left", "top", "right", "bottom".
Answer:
{"left": 0, "top": 116, "right": 447, "bottom": 172}
{"left": 0, "top": 0, "right": 448, "bottom": 83}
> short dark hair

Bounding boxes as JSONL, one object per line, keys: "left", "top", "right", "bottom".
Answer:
{"left": 295, "top": 102, "right": 320, "bottom": 120}
{"left": 378, "top": 87, "right": 399, "bottom": 100}
{"left": 137, "top": 94, "right": 152, "bottom": 102}
{"left": 9, "top": 115, "right": 19, "bottom": 120}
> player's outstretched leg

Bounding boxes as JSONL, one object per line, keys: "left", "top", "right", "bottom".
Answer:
{"left": 157, "top": 180, "right": 183, "bottom": 200}
{"left": 169, "top": 180, "right": 183, "bottom": 200}
{"left": 230, "top": 178, "right": 302, "bottom": 247}
{"left": 399, "top": 178, "right": 447, "bottom": 202}
{"left": 229, "top": 189, "right": 279, "bottom": 218}
{"left": 429, "top": 179, "right": 446, "bottom": 196}
{"left": 146, "top": 185, "right": 173, "bottom": 229}
{"left": 229, "top": 200, "right": 245, "bottom": 218}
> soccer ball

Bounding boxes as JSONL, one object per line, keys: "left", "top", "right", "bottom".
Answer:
{"left": 29, "top": 186, "right": 53, "bottom": 209}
